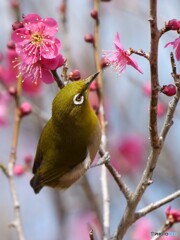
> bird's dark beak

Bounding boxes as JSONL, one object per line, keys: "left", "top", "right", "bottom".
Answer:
{"left": 82, "top": 72, "right": 100, "bottom": 94}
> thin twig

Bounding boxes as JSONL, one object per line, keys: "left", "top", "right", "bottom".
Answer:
{"left": 51, "top": 70, "right": 65, "bottom": 89}
{"left": 151, "top": 221, "right": 174, "bottom": 240}
{"left": 105, "top": 162, "right": 132, "bottom": 202}
{"left": 89, "top": 229, "right": 95, "bottom": 240}
{"left": 93, "top": 0, "right": 110, "bottom": 239}
{"left": 8, "top": 75, "right": 25, "bottom": 240}
{"left": 81, "top": 175, "right": 102, "bottom": 225}
{"left": 135, "top": 190, "right": 180, "bottom": 219}
{"left": 0, "top": 163, "right": 9, "bottom": 177}
{"left": 128, "top": 48, "right": 150, "bottom": 60}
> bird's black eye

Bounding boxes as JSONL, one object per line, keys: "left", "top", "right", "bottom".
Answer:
{"left": 73, "top": 93, "right": 84, "bottom": 105}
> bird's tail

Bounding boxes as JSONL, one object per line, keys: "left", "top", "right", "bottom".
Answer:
{"left": 30, "top": 175, "right": 43, "bottom": 194}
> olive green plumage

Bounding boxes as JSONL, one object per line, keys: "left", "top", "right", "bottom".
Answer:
{"left": 30, "top": 73, "right": 101, "bottom": 194}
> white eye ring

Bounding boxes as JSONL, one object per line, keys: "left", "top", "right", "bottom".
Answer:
{"left": 73, "top": 94, "right": 84, "bottom": 105}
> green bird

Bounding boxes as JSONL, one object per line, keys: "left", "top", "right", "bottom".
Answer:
{"left": 30, "top": 72, "right": 101, "bottom": 193}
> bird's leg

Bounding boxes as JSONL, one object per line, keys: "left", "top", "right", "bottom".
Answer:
{"left": 91, "top": 150, "right": 110, "bottom": 168}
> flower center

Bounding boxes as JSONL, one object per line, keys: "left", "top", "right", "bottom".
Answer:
{"left": 31, "top": 33, "right": 44, "bottom": 46}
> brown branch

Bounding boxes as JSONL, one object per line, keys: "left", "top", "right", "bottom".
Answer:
{"left": 8, "top": 75, "right": 25, "bottom": 240}
{"left": 51, "top": 70, "right": 65, "bottom": 89}
{"left": 114, "top": 26, "right": 180, "bottom": 240}
{"left": 114, "top": 1, "right": 162, "bottom": 238}
{"left": 135, "top": 190, "right": 180, "bottom": 219}
{"left": 93, "top": 0, "right": 110, "bottom": 239}
{"left": 105, "top": 162, "right": 132, "bottom": 201}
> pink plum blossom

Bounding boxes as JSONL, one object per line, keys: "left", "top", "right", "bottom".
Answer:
{"left": 103, "top": 33, "right": 143, "bottom": 74}
{"left": 17, "top": 54, "right": 64, "bottom": 84}
{"left": 12, "top": 13, "right": 61, "bottom": 64}
{"left": 165, "top": 37, "right": 180, "bottom": 61}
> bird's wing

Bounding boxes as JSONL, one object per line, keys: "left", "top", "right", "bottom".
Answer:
{"left": 32, "top": 140, "right": 43, "bottom": 174}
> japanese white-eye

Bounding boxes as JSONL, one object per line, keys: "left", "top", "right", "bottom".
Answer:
{"left": 30, "top": 72, "right": 101, "bottom": 193}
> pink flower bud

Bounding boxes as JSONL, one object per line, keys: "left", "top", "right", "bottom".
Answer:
{"left": 100, "top": 58, "right": 109, "bottom": 69}
{"left": 24, "top": 155, "right": 33, "bottom": 164}
{"left": 10, "top": 0, "right": 20, "bottom": 8}
{"left": 8, "top": 86, "right": 17, "bottom": 96}
{"left": 157, "top": 102, "right": 166, "bottom": 117}
{"left": 166, "top": 206, "right": 180, "bottom": 223}
{"left": 84, "top": 34, "right": 94, "bottom": 44}
{"left": 14, "top": 165, "right": 25, "bottom": 176}
{"left": 69, "top": 69, "right": 81, "bottom": 81}
{"left": 166, "top": 19, "right": 180, "bottom": 31}
{"left": 19, "top": 102, "right": 32, "bottom": 117}
{"left": 7, "top": 41, "right": 16, "bottom": 50}
{"left": 59, "top": 3, "right": 66, "bottom": 14}
{"left": 90, "top": 9, "right": 99, "bottom": 21}
{"left": 161, "top": 84, "right": 176, "bottom": 96}
{"left": 12, "top": 21, "right": 24, "bottom": 31}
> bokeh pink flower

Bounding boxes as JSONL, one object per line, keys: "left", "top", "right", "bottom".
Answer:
{"left": 103, "top": 33, "right": 143, "bottom": 74}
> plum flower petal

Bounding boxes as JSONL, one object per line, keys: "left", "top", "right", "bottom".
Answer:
{"left": 103, "top": 32, "right": 143, "bottom": 74}
{"left": 12, "top": 13, "right": 60, "bottom": 64}
{"left": 165, "top": 37, "right": 180, "bottom": 61}
{"left": 41, "top": 54, "right": 64, "bottom": 69}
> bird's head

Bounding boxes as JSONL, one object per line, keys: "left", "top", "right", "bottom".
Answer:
{"left": 52, "top": 72, "right": 99, "bottom": 124}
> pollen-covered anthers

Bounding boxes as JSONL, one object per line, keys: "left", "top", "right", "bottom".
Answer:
{"left": 31, "top": 33, "right": 44, "bottom": 46}
{"left": 12, "top": 57, "right": 41, "bottom": 85}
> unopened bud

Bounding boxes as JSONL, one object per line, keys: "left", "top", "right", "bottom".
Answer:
{"left": 14, "top": 165, "right": 25, "bottom": 176}
{"left": 69, "top": 69, "right": 81, "bottom": 81}
{"left": 7, "top": 41, "right": 16, "bottom": 50}
{"left": 8, "top": 86, "right": 17, "bottom": 96}
{"left": 90, "top": 9, "right": 99, "bottom": 21}
{"left": 12, "top": 21, "right": 24, "bottom": 31}
{"left": 19, "top": 102, "right": 32, "bottom": 117}
{"left": 10, "top": 0, "right": 20, "bottom": 8}
{"left": 161, "top": 84, "right": 176, "bottom": 96}
{"left": 84, "top": 34, "right": 94, "bottom": 44}
{"left": 24, "top": 155, "right": 32, "bottom": 164}
{"left": 59, "top": 3, "right": 66, "bottom": 14}
{"left": 166, "top": 19, "right": 180, "bottom": 31}
{"left": 100, "top": 58, "right": 109, "bottom": 69}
